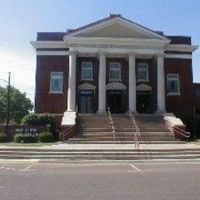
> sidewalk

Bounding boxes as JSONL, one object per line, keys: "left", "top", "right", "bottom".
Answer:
{"left": 0, "top": 142, "right": 199, "bottom": 150}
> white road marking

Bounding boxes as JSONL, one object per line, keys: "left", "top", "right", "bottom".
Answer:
{"left": 20, "top": 163, "right": 34, "bottom": 171}
{"left": 129, "top": 164, "right": 141, "bottom": 172}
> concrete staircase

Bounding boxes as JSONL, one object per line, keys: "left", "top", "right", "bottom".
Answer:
{"left": 134, "top": 114, "right": 177, "bottom": 142}
{"left": 68, "top": 114, "right": 182, "bottom": 144}
{"left": 0, "top": 146, "right": 199, "bottom": 161}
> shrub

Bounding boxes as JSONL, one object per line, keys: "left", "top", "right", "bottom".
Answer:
{"left": 14, "top": 134, "right": 39, "bottom": 143}
{"left": 21, "top": 114, "right": 57, "bottom": 137}
{"left": 21, "top": 113, "right": 54, "bottom": 126}
{"left": 39, "top": 132, "right": 54, "bottom": 143}
{"left": 0, "top": 133, "right": 8, "bottom": 143}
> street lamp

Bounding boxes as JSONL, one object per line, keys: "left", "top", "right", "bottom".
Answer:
{"left": 0, "top": 72, "right": 11, "bottom": 124}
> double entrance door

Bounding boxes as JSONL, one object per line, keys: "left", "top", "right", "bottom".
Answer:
{"left": 136, "top": 91, "right": 151, "bottom": 113}
{"left": 107, "top": 90, "right": 124, "bottom": 113}
{"left": 79, "top": 90, "right": 94, "bottom": 113}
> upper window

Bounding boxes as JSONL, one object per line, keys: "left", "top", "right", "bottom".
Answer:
{"left": 137, "top": 63, "right": 149, "bottom": 82}
{"left": 50, "top": 72, "right": 63, "bottom": 93}
{"left": 81, "top": 62, "right": 93, "bottom": 80}
{"left": 167, "top": 74, "right": 180, "bottom": 95}
{"left": 109, "top": 63, "right": 121, "bottom": 81}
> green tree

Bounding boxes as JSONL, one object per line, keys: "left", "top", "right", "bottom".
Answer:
{"left": 0, "top": 86, "right": 33, "bottom": 123}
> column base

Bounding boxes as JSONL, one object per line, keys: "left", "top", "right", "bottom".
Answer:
{"left": 61, "top": 111, "right": 77, "bottom": 126}
{"left": 97, "top": 110, "right": 107, "bottom": 115}
{"left": 127, "top": 110, "right": 138, "bottom": 115}
{"left": 155, "top": 110, "right": 166, "bottom": 114}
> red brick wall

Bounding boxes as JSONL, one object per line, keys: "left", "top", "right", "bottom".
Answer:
{"left": 164, "top": 58, "right": 193, "bottom": 115}
{"left": 35, "top": 55, "right": 194, "bottom": 120}
{"left": 35, "top": 55, "right": 69, "bottom": 114}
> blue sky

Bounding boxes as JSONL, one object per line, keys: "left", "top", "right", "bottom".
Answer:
{"left": 0, "top": 0, "right": 199, "bottom": 102}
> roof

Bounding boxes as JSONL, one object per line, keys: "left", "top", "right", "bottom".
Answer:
{"left": 36, "top": 14, "right": 191, "bottom": 45}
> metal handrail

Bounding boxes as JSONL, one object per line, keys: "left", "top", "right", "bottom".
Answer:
{"left": 129, "top": 112, "right": 140, "bottom": 150}
{"left": 62, "top": 126, "right": 74, "bottom": 142}
{"left": 108, "top": 107, "right": 116, "bottom": 141}
{"left": 165, "top": 119, "right": 190, "bottom": 140}
{"left": 174, "top": 126, "right": 190, "bottom": 139}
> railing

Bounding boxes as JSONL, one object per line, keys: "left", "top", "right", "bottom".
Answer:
{"left": 108, "top": 107, "right": 116, "bottom": 141}
{"left": 164, "top": 118, "right": 190, "bottom": 141}
{"left": 173, "top": 126, "right": 190, "bottom": 141}
{"left": 62, "top": 126, "right": 74, "bottom": 142}
{"left": 129, "top": 112, "right": 140, "bottom": 150}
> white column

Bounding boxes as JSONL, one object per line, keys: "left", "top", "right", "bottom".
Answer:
{"left": 129, "top": 53, "right": 136, "bottom": 112}
{"left": 98, "top": 52, "right": 106, "bottom": 113}
{"left": 67, "top": 50, "right": 77, "bottom": 111}
{"left": 157, "top": 54, "right": 166, "bottom": 112}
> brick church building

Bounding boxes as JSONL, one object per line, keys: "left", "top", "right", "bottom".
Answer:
{"left": 31, "top": 14, "right": 199, "bottom": 139}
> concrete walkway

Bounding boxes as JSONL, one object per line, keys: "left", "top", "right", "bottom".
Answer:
{"left": 0, "top": 142, "right": 199, "bottom": 150}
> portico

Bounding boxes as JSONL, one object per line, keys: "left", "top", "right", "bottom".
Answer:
{"left": 67, "top": 49, "right": 166, "bottom": 114}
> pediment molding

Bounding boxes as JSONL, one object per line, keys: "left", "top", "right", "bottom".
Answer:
{"left": 136, "top": 83, "right": 152, "bottom": 91}
{"left": 106, "top": 82, "right": 127, "bottom": 90}
{"left": 78, "top": 83, "right": 96, "bottom": 90}
{"left": 64, "top": 16, "right": 169, "bottom": 41}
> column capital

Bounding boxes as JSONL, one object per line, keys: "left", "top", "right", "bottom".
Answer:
{"left": 156, "top": 53, "right": 165, "bottom": 58}
{"left": 128, "top": 52, "right": 136, "bottom": 57}
{"left": 69, "top": 50, "right": 77, "bottom": 56}
{"left": 99, "top": 51, "right": 106, "bottom": 57}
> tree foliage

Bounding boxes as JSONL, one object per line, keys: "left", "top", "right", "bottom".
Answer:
{"left": 0, "top": 86, "right": 33, "bottom": 123}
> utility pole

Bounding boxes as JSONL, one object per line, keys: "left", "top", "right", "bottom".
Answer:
{"left": 6, "top": 72, "right": 11, "bottom": 124}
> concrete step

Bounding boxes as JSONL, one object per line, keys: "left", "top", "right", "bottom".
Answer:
{"left": 67, "top": 140, "right": 185, "bottom": 144}
{"left": 0, "top": 152, "right": 200, "bottom": 160}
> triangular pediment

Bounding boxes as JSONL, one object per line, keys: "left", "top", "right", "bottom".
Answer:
{"left": 67, "top": 16, "right": 168, "bottom": 40}
{"left": 77, "top": 23, "right": 156, "bottom": 39}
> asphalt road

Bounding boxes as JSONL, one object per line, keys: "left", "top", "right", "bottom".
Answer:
{"left": 0, "top": 160, "right": 199, "bottom": 200}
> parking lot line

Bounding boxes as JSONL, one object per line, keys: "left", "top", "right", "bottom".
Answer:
{"left": 130, "top": 164, "right": 141, "bottom": 172}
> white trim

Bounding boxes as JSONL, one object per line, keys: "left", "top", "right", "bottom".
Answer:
{"left": 64, "top": 17, "right": 169, "bottom": 41}
{"left": 78, "top": 83, "right": 96, "bottom": 90}
{"left": 165, "top": 44, "right": 198, "bottom": 52}
{"left": 31, "top": 41, "right": 66, "bottom": 49}
{"left": 70, "top": 46, "right": 164, "bottom": 55}
{"left": 167, "top": 92, "right": 181, "bottom": 96}
{"left": 65, "top": 36, "right": 169, "bottom": 47}
{"left": 165, "top": 54, "right": 192, "bottom": 59}
{"left": 37, "top": 51, "right": 69, "bottom": 56}
{"left": 109, "top": 62, "right": 121, "bottom": 81}
{"left": 136, "top": 84, "right": 152, "bottom": 91}
{"left": 106, "top": 82, "right": 127, "bottom": 90}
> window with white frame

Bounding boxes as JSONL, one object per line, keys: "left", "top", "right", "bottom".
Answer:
{"left": 50, "top": 72, "right": 63, "bottom": 93}
{"left": 109, "top": 63, "right": 121, "bottom": 81}
{"left": 167, "top": 74, "right": 180, "bottom": 95}
{"left": 137, "top": 63, "right": 149, "bottom": 82}
{"left": 81, "top": 62, "right": 93, "bottom": 80}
